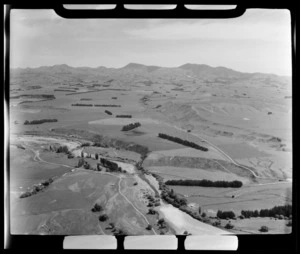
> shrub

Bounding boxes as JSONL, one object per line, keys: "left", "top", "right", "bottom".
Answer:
{"left": 157, "top": 218, "right": 166, "bottom": 228}
{"left": 225, "top": 223, "right": 234, "bottom": 229}
{"left": 148, "top": 208, "right": 156, "bottom": 215}
{"left": 201, "top": 212, "right": 207, "bottom": 218}
{"left": 259, "top": 226, "right": 269, "bottom": 232}
{"left": 213, "top": 220, "right": 221, "bottom": 226}
{"left": 146, "top": 224, "right": 152, "bottom": 230}
{"left": 83, "top": 163, "right": 90, "bottom": 169}
{"left": 99, "top": 214, "right": 109, "bottom": 222}
{"left": 109, "top": 222, "right": 115, "bottom": 229}
{"left": 91, "top": 203, "right": 103, "bottom": 212}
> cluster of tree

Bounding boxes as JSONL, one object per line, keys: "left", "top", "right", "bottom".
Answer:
{"left": 111, "top": 97, "right": 118, "bottom": 99}
{"left": 165, "top": 179, "right": 243, "bottom": 188}
{"left": 217, "top": 210, "right": 236, "bottom": 219}
{"left": 161, "top": 188, "right": 188, "bottom": 208}
{"left": 71, "top": 103, "right": 93, "bottom": 106}
{"left": 99, "top": 158, "right": 124, "bottom": 173}
{"left": 148, "top": 208, "right": 157, "bottom": 215}
{"left": 105, "top": 110, "right": 113, "bottom": 115}
{"left": 259, "top": 226, "right": 269, "bottom": 232}
{"left": 145, "top": 194, "right": 160, "bottom": 207}
{"left": 49, "top": 145, "right": 71, "bottom": 157}
{"left": 152, "top": 173, "right": 205, "bottom": 222}
{"left": 91, "top": 203, "right": 103, "bottom": 212}
{"left": 224, "top": 222, "right": 234, "bottom": 229}
{"left": 91, "top": 134, "right": 149, "bottom": 157}
{"left": 158, "top": 133, "right": 208, "bottom": 151}
{"left": 24, "top": 119, "right": 58, "bottom": 125}
{"left": 19, "top": 178, "right": 54, "bottom": 198}
{"left": 99, "top": 214, "right": 109, "bottom": 222}
{"left": 121, "top": 122, "right": 141, "bottom": 131}
{"left": 94, "top": 104, "right": 121, "bottom": 107}
{"left": 77, "top": 158, "right": 91, "bottom": 170}
{"left": 157, "top": 218, "right": 167, "bottom": 229}
{"left": 116, "top": 115, "right": 132, "bottom": 118}
{"left": 241, "top": 205, "right": 292, "bottom": 218}
{"left": 56, "top": 145, "right": 69, "bottom": 154}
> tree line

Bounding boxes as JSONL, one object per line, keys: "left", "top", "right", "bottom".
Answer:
{"left": 105, "top": 110, "right": 113, "bottom": 115}
{"left": 241, "top": 205, "right": 292, "bottom": 218}
{"left": 71, "top": 103, "right": 93, "bottom": 106}
{"left": 19, "top": 178, "right": 54, "bottom": 198}
{"left": 116, "top": 115, "right": 132, "bottom": 118}
{"left": 121, "top": 122, "right": 141, "bottom": 131}
{"left": 165, "top": 179, "right": 243, "bottom": 188}
{"left": 94, "top": 104, "right": 121, "bottom": 107}
{"left": 158, "top": 133, "right": 208, "bottom": 151}
{"left": 24, "top": 119, "right": 58, "bottom": 125}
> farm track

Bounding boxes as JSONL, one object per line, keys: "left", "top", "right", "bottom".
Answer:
{"left": 23, "top": 143, "right": 157, "bottom": 235}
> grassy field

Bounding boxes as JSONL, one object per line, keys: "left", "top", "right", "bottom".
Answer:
{"left": 10, "top": 169, "right": 159, "bottom": 235}
{"left": 146, "top": 166, "right": 250, "bottom": 183}
{"left": 171, "top": 182, "right": 292, "bottom": 215}
{"left": 10, "top": 146, "right": 73, "bottom": 191}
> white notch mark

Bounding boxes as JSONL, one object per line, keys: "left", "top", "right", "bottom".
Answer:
{"left": 63, "top": 4, "right": 117, "bottom": 10}
{"left": 124, "top": 5, "right": 177, "bottom": 10}
{"left": 185, "top": 5, "right": 237, "bottom": 10}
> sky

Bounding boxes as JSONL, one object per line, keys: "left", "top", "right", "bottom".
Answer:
{"left": 10, "top": 7, "right": 292, "bottom": 76}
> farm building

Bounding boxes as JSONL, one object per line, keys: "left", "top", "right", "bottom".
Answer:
{"left": 72, "top": 148, "right": 83, "bottom": 158}
{"left": 82, "top": 147, "right": 107, "bottom": 160}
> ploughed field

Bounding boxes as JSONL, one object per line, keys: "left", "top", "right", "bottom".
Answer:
{"left": 9, "top": 64, "right": 292, "bottom": 234}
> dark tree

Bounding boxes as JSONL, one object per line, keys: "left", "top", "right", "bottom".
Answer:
{"left": 99, "top": 214, "right": 109, "bottom": 222}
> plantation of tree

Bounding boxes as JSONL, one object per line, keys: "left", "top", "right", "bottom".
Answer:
{"left": 105, "top": 110, "right": 113, "bottom": 115}
{"left": 71, "top": 103, "right": 93, "bottom": 107}
{"left": 158, "top": 133, "right": 208, "bottom": 151}
{"left": 165, "top": 179, "right": 243, "bottom": 188}
{"left": 24, "top": 119, "right": 58, "bottom": 125}
{"left": 121, "top": 122, "right": 141, "bottom": 131}
{"left": 116, "top": 115, "right": 132, "bottom": 118}
{"left": 241, "top": 205, "right": 292, "bottom": 218}
{"left": 94, "top": 104, "right": 121, "bottom": 107}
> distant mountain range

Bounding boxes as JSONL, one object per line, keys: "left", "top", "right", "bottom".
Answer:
{"left": 11, "top": 63, "right": 291, "bottom": 86}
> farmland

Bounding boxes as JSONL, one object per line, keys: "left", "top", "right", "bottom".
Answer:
{"left": 9, "top": 62, "right": 292, "bottom": 235}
